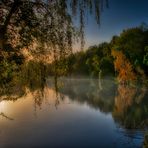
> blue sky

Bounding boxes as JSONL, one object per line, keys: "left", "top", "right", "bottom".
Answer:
{"left": 83, "top": 0, "right": 148, "bottom": 49}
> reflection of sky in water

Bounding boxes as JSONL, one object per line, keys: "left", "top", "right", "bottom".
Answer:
{"left": 0, "top": 79, "right": 147, "bottom": 148}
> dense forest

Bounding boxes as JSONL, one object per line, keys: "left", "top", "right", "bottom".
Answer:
{"left": 48, "top": 25, "right": 148, "bottom": 85}
{"left": 1, "top": 24, "right": 148, "bottom": 88}
{"left": 1, "top": 0, "right": 148, "bottom": 86}
{"left": 0, "top": 0, "right": 108, "bottom": 87}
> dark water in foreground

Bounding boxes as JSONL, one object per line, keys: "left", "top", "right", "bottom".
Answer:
{"left": 0, "top": 78, "right": 148, "bottom": 148}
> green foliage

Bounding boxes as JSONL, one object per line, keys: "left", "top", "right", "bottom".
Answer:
{"left": 52, "top": 42, "right": 114, "bottom": 77}
{"left": 0, "top": 0, "right": 108, "bottom": 85}
{"left": 0, "top": 60, "right": 17, "bottom": 84}
{"left": 53, "top": 25, "right": 148, "bottom": 81}
{"left": 85, "top": 43, "right": 114, "bottom": 77}
{"left": 20, "top": 61, "right": 47, "bottom": 91}
{"left": 86, "top": 55, "right": 100, "bottom": 76}
{"left": 0, "top": 0, "right": 107, "bottom": 54}
{"left": 0, "top": 51, "right": 24, "bottom": 86}
{"left": 143, "top": 46, "right": 148, "bottom": 66}
{"left": 112, "top": 27, "right": 148, "bottom": 76}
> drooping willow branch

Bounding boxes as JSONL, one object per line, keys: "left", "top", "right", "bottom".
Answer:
{"left": 0, "top": 0, "right": 108, "bottom": 53}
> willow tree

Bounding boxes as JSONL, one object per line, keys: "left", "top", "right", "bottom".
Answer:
{"left": 0, "top": 0, "right": 108, "bottom": 56}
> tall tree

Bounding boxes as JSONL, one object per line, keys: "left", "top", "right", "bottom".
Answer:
{"left": 0, "top": 0, "right": 108, "bottom": 56}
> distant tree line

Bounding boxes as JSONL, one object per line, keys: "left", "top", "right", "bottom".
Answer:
{"left": 49, "top": 25, "right": 148, "bottom": 84}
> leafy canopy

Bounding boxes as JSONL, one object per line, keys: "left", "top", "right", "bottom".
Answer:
{"left": 0, "top": 0, "right": 108, "bottom": 56}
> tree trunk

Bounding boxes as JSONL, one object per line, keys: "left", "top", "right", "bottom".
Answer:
{"left": 0, "top": 27, "right": 5, "bottom": 50}
{"left": 98, "top": 70, "right": 102, "bottom": 90}
{"left": 0, "top": 0, "right": 20, "bottom": 50}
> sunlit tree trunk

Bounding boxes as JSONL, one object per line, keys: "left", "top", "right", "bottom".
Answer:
{"left": 98, "top": 70, "right": 102, "bottom": 90}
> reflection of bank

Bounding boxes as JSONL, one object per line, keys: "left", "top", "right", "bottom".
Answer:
{"left": 0, "top": 101, "right": 14, "bottom": 120}
{"left": 49, "top": 79, "right": 148, "bottom": 130}
{"left": 0, "top": 78, "right": 147, "bottom": 148}
{"left": 0, "top": 78, "right": 148, "bottom": 129}
{"left": 144, "top": 132, "right": 148, "bottom": 148}
{"left": 0, "top": 112, "right": 14, "bottom": 120}
{"left": 56, "top": 79, "right": 116, "bottom": 113}
{"left": 113, "top": 84, "right": 148, "bottom": 129}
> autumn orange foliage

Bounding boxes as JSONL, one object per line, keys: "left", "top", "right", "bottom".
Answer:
{"left": 111, "top": 49, "right": 136, "bottom": 83}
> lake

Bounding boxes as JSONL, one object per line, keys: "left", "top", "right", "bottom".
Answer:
{"left": 0, "top": 78, "right": 147, "bottom": 148}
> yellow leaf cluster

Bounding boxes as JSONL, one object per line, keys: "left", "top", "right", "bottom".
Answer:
{"left": 111, "top": 49, "right": 136, "bottom": 83}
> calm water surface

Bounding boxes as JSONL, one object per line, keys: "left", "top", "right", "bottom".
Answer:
{"left": 0, "top": 78, "right": 147, "bottom": 148}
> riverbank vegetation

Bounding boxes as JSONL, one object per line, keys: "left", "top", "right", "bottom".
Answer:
{"left": 49, "top": 25, "right": 148, "bottom": 85}
{"left": 0, "top": 0, "right": 109, "bottom": 87}
{"left": 1, "top": 1, "right": 148, "bottom": 86}
{"left": 1, "top": 25, "right": 148, "bottom": 87}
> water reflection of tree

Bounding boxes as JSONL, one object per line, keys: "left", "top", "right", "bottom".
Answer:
{"left": 57, "top": 79, "right": 116, "bottom": 113}
{"left": 0, "top": 61, "right": 48, "bottom": 110}
{"left": 57, "top": 80, "right": 148, "bottom": 147}
{"left": 0, "top": 112, "right": 14, "bottom": 121}
{"left": 0, "top": 61, "right": 65, "bottom": 110}
{"left": 113, "top": 85, "right": 148, "bottom": 129}
{"left": 57, "top": 79, "right": 148, "bottom": 129}
{"left": 0, "top": 66, "right": 148, "bottom": 129}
